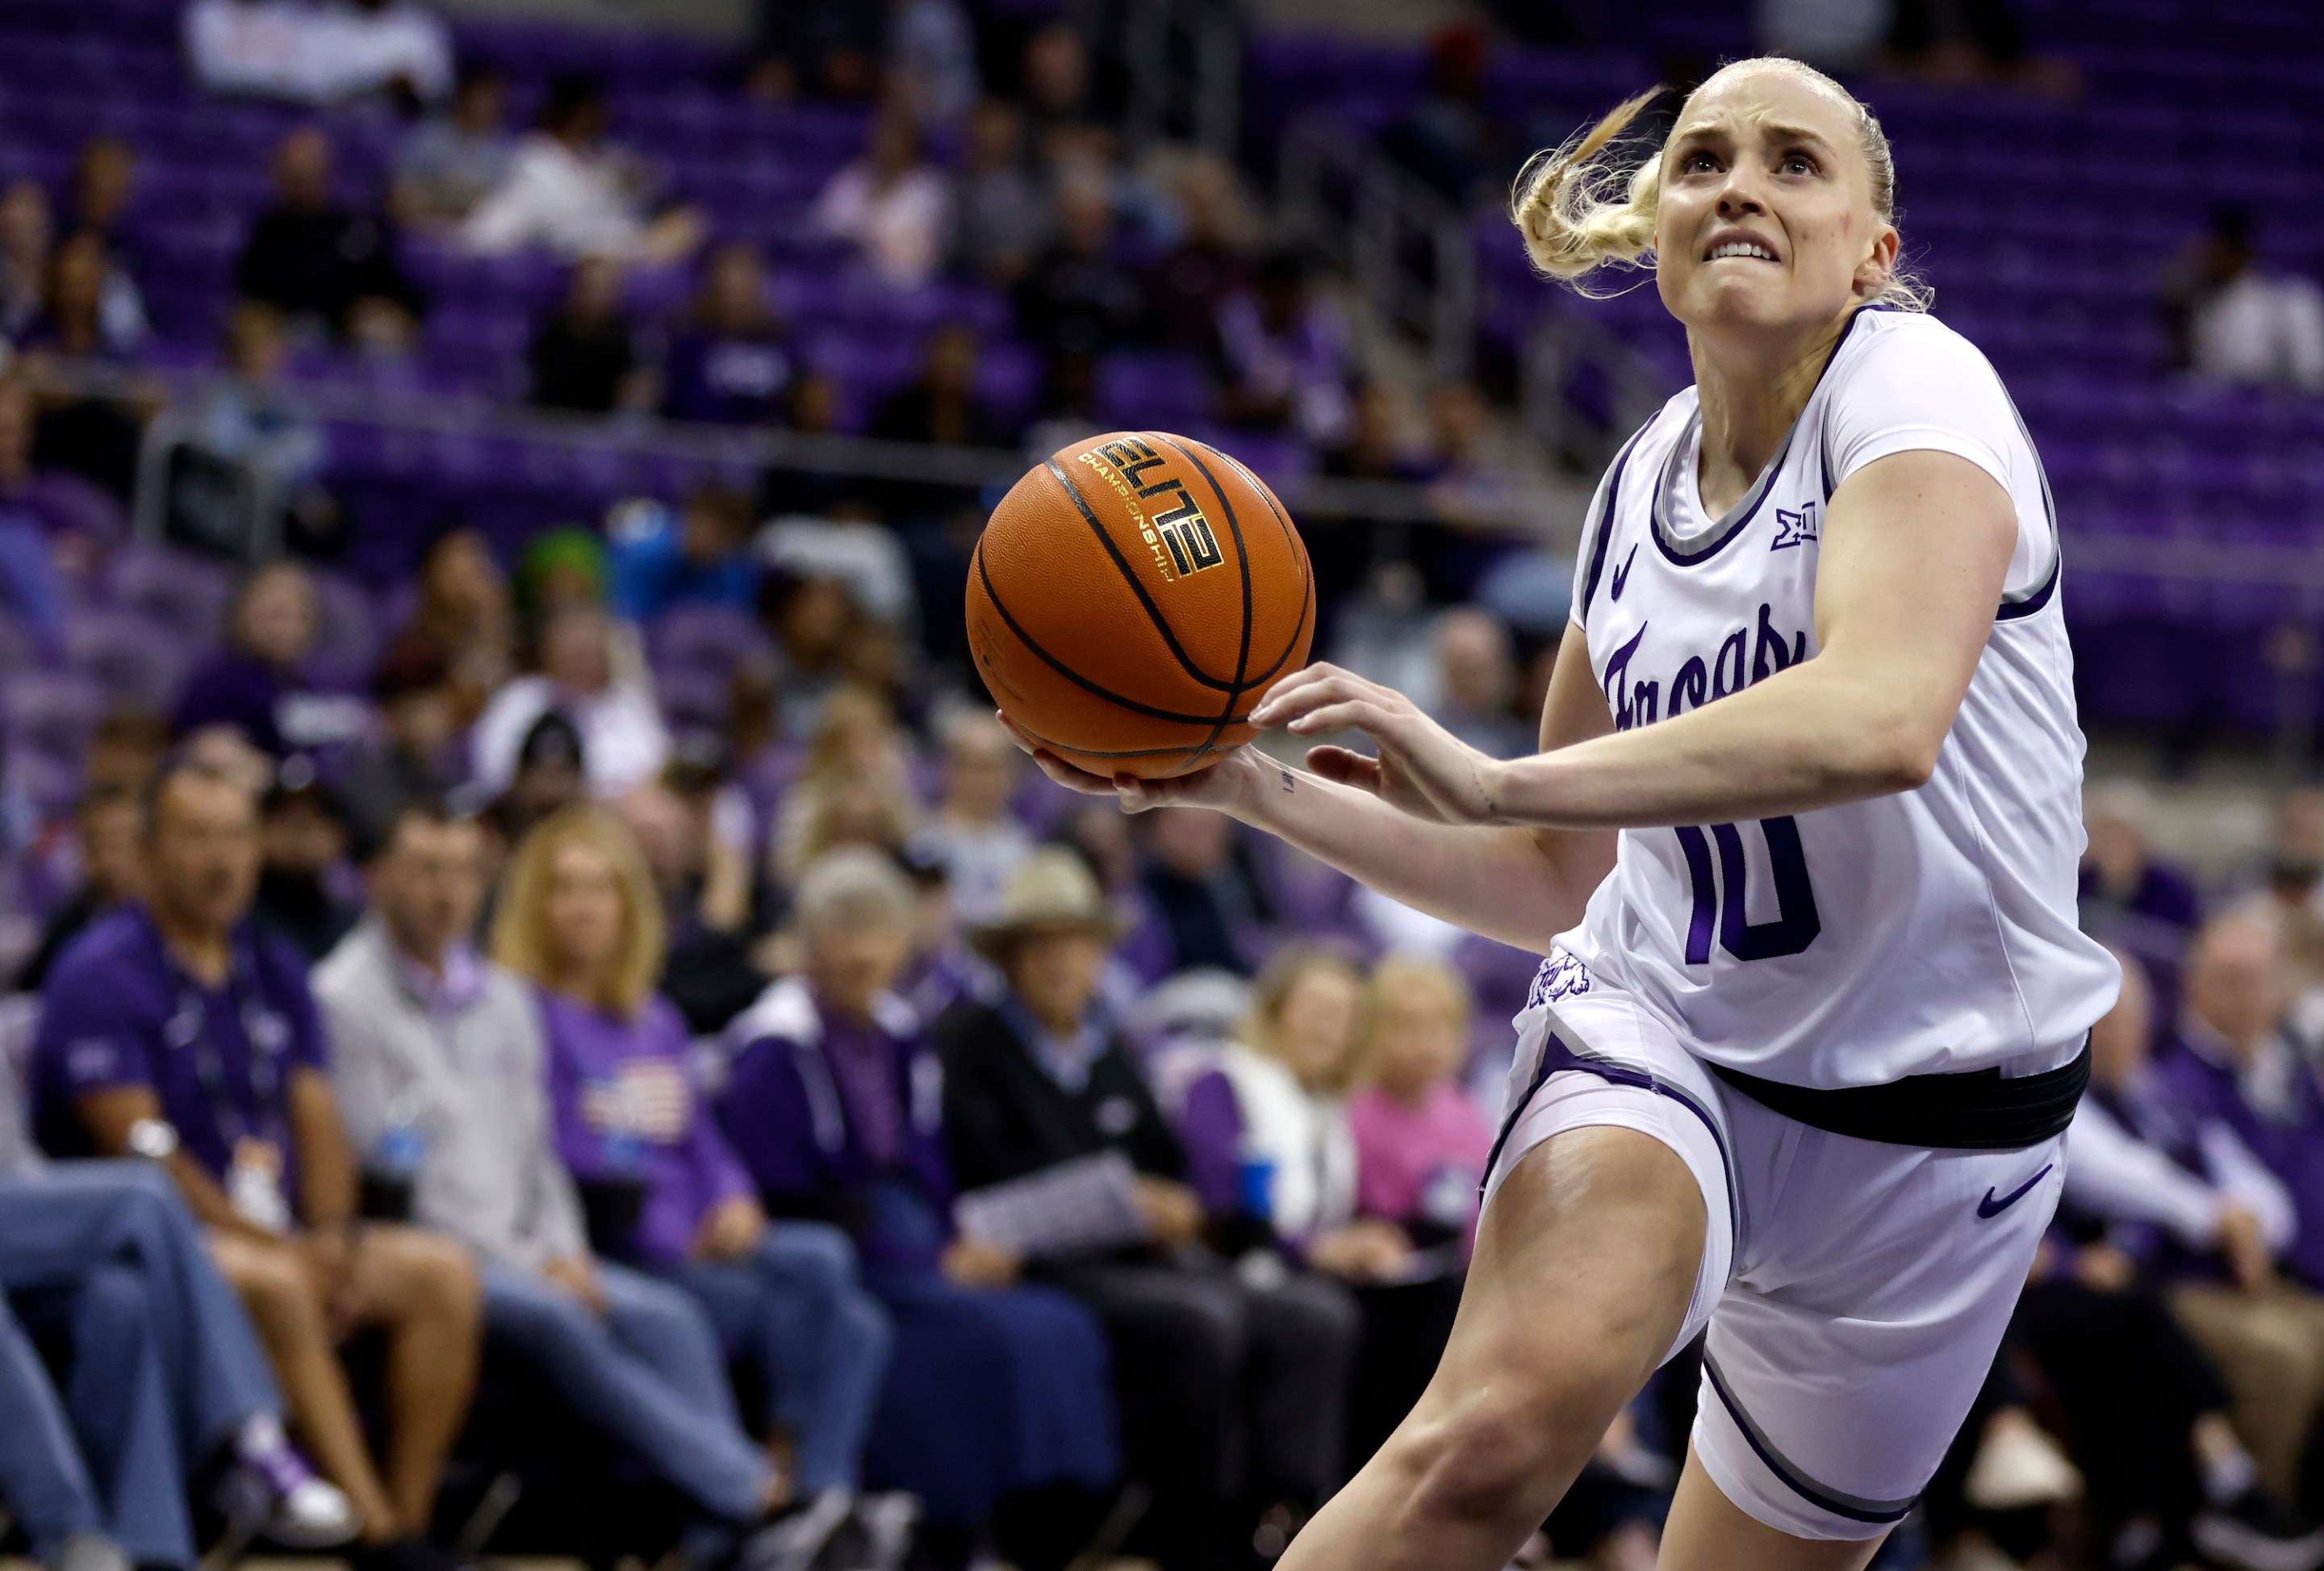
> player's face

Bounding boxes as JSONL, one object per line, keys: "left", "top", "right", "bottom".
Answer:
{"left": 1654, "top": 66, "right": 1896, "bottom": 338}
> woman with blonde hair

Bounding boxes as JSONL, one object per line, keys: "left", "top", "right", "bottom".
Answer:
{"left": 1016, "top": 53, "right": 2117, "bottom": 1570}
{"left": 1348, "top": 955, "right": 1492, "bottom": 1256}
{"left": 771, "top": 685, "right": 921, "bottom": 880}
{"left": 493, "top": 807, "right": 895, "bottom": 1545}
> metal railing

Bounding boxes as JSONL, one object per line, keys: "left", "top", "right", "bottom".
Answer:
{"left": 1519, "top": 299, "right": 1674, "bottom": 474}
{"left": 1277, "top": 113, "right": 1478, "bottom": 382}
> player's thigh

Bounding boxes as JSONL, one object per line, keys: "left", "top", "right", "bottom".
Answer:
{"left": 343, "top": 1223, "right": 482, "bottom": 1328}
{"left": 1659, "top": 1444, "right": 1886, "bottom": 1571}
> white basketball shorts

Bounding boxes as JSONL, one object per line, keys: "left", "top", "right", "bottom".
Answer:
{"left": 1482, "top": 951, "right": 2065, "bottom": 1541}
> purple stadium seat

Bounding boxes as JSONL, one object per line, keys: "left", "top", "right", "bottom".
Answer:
{"left": 64, "top": 607, "right": 190, "bottom": 712}
{"left": 105, "top": 542, "right": 233, "bottom": 648}
{"left": 3, "top": 670, "right": 108, "bottom": 769}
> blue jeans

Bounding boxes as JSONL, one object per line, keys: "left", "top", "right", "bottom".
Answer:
{"left": 668, "top": 1223, "right": 892, "bottom": 1496}
{"left": 482, "top": 1258, "right": 771, "bottom": 1523}
{"left": 0, "top": 1162, "right": 282, "bottom": 1567}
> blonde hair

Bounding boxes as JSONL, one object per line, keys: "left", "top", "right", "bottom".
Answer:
{"left": 1356, "top": 954, "right": 1473, "bottom": 1084}
{"left": 1237, "top": 943, "right": 1368, "bottom": 1093}
{"left": 492, "top": 804, "right": 665, "bottom": 1018}
{"left": 1510, "top": 56, "right": 1928, "bottom": 311}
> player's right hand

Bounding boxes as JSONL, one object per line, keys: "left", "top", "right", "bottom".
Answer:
{"left": 997, "top": 712, "right": 1264, "bottom": 816}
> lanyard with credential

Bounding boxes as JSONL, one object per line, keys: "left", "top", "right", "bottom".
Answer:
{"left": 164, "top": 934, "right": 290, "bottom": 1153}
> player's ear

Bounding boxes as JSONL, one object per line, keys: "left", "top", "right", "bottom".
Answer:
{"left": 1854, "top": 224, "right": 1900, "bottom": 299}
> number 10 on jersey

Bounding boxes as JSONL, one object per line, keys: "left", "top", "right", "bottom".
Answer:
{"left": 1674, "top": 818, "right": 1821, "bottom": 964}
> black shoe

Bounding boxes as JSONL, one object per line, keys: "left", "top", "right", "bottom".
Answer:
{"left": 352, "top": 1537, "right": 473, "bottom": 1571}
{"left": 2194, "top": 1489, "right": 2324, "bottom": 1571}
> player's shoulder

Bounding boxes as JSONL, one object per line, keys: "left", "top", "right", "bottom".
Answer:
{"left": 1824, "top": 307, "right": 2007, "bottom": 399}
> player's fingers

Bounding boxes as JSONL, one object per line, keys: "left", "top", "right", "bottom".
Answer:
{"left": 1112, "top": 774, "right": 1179, "bottom": 813}
{"left": 1247, "top": 665, "right": 1349, "bottom": 724}
{"left": 1283, "top": 698, "right": 1391, "bottom": 737}
{"left": 1025, "top": 746, "right": 1118, "bottom": 796}
{"left": 1305, "top": 745, "right": 1383, "bottom": 794}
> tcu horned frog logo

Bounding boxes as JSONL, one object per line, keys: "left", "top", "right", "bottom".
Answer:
{"left": 1079, "top": 435, "right": 1227, "bottom": 583}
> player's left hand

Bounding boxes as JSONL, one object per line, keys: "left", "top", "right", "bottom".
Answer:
{"left": 1252, "top": 663, "right": 1503, "bottom": 825}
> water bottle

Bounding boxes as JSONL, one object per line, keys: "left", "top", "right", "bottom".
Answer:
{"left": 1237, "top": 1155, "right": 1277, "bottom": 1222}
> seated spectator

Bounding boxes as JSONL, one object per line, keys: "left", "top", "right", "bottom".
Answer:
{"left": 869, "top": 321, "right": 1011, "bottom": 450}
{"left": 339, "top": 641, "right": 459, "bottom": 859}
{"left": 315, "top": 802, "right": 800, "bottom": 1544}
{"left": 1140, "top": 804, "right": 1260, "bottom": 976}
{"left": 608, "top": 485, "right": 759, "bottom": 621}
{"left": 811, "top": 110, "right": 951, "bottom": 293}
{"left": 773, "top": 686, "right": 921, "bottom": 881}
{"left": 1150, "top": 155, "right": 1253, "bottom": 354}
{"left": 1216, "top": 249, "right": 1352, "bottom": 447}
{"left": 2042, "top": 954, "right": 2324, "bottom": 1570}
{"left": 748, "top": 0, "right": 883, "bottom": 103}
{"left": 1013, "top": 178, "right": 1147, "bottom": 361}
{"left": 1054, "top": 803, "right": 1174, "bottom": 986}
{"left": 1348, "top": 954, "right": 1490, "bottom": 1253}
{"left": 1321, "top": 382, "right": 1417, "bottom": 483}
{"left": 616, "top": 779, "right": 766, "bottom": 1034}
{"left": 1426, "top": 607, "right": 1531, "bottom": 759}
{"left": 755, "top": 510, "right": 916, "bottom": 629}
{"left": 0, "top": 374, "right": 123, "bottom": 618}
{"left": 173, "top": 559, "right": 366, "bottom": 758}
{"left": 482, "top": 711, "right": 588, "bottom": 874}
{"left": 1018, "top": 24, "right": 1097, "bottom": 165}
{"left": 23, "top": 231, "right": 143, "bottom": 358}
{"left": 235, "top": 127, "right": 423, "bottom": 350}
{"left": 940, "top": 850, "right": 1358, "bottom": 1567}
{"left": 61, "top": 137, "right": 148, "bottom": 351}
{"left": 461, "top": 74, "right": 704, "bottom": 265}
{"left": 491, "top": 807, "right": 894, "bottom": 1537}
{"left": 16, "top": 784, "right": 143, "bottom": 992}
{"left": 471, "top": 600, "right": 670, "bottom": 796}
{"left": 2149, "top": 913, "right": 2324, "bottom": 1503}
{"left": 886, "top": 0, "right": 977, "bottom": 128}
{"left": 0, "top": 1059, "right": 357, "bottom": 1567}
{"left": 1181, "top": 945, "right": 1462, "bottom": 1479}
{"left": 951, "top": 99, "right": 1048, "bottom": 286}
{"left": 16, "top": 234, "right": 156, "bottom": 501}
{"left": 391, "top": 64, "right": 516, "bottom": 232}
{"left": 250, "top": 762, "right": 357, "bottom": 962}
{"left": 184, "top": 0, "right": 451, "bottom": 107}
{"left": 31, "top": 761, "right": 483, "bottom": 1570}
{"left": 527, "top": 257, "right": 646, "bottom": 414}
{"left": 754, "top": 566, "right": 859, "bottom": 744}
{"left": 0, "top": 178, "right": 49, "bottom": 340}
{"left": 2081, "top": 781, "right": 2202, "bottom": 994}
{"left": 1020, "top": 348, "right": 1104, "bottom": 460}
{"left": 717, "top": 847, "right": 1121, "bottom": 1553}
{"left": 909, "top": 711, "right": 1031, "bottom": 924}
{"left": 1380, "top": 23, "right": 1506, "bottom": 206}
{"left": 2165, "top": 208, "right": 2324, "bottom": 395}
{"left": 185, "top": 303, "right": 341, "bottom": 558}
{"left": 662, "top": 242, "right": 794, "bottom": 426}
{"left": 394, "top": 525, "right": 514, "bottom": 714}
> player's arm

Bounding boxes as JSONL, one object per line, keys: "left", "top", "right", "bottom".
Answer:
{"left": 1259, "top": 449, "right": 2015, "bottom": 829}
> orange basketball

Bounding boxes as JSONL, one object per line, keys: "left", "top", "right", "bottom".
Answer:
{"left": 968, "top": 431, "right": 1315, "bottom": 779}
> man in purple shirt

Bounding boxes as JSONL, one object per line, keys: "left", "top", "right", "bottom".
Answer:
{"left": 33, "top": 761, "right": 482, "bottom": 1571}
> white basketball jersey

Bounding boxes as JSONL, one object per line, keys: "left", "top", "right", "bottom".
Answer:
{"left": 1559, "top": 309, "right": 2120, "bottom": 1088}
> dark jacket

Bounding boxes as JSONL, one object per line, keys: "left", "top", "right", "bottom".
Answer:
{"left": 934, "top": 998, "right": 1188, "bottom": 1194}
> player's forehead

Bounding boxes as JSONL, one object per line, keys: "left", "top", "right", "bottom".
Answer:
{"left": 1670, "top": 63, "right": 1858, "bottom": 156}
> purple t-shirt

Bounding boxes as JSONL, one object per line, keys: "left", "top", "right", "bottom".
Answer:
{"left": 32, "top": 905, "right": 328, "bottom": 1186}
{"left": 537, "top": 988, "right": 754, "bottom": 1265}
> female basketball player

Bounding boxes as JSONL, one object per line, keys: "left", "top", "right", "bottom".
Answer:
{"left": 1006, "top": 55, "right": 2117, "bottom": 1571}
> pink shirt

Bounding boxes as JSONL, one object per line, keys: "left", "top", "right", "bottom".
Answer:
{"left": 1348, "top": 1082, "right": 1494, "bottom": 1248}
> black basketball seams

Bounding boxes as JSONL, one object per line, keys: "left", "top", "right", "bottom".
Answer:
{"left": 1041, "top": 458, "right": 1239, "bottom": 694}
{"left": 1152, "top": 432, "right": 1256, "bottom": 757}
{"left": 1201, "top": 441, "right": 1313, "bottom": 685}
{"left": 974, "top": 545, "right": 1258, "bottom": 729}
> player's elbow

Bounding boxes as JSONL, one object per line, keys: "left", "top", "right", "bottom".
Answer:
{"left": 1841, "top": 708, "right": 1945, "bottom": 795}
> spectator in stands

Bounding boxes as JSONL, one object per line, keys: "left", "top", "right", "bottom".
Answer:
{"left": 0, "top": 179, "right": 50, "bottom": 341}
{"left": 940, "top": 849, "right": 1359, "bottom": 1568}
{"left": 395, "top": 526, "right": 514, "bottom": 716}
{"left": 2042, "top": 953, "right": 2324, "bottom": 1571}
{"left": 471, "top": 600, "right": 669, "bottom": 796}
{"left": 717, "top": 847, "right": 1122, "bottom": 1561}
{"left": 2149, "top": 913, "right": 2324, "bottom": 1502}
{"left": 495, "top": 807, "right": 896, "bottom": 1540}
{"left": 1151, "top": 156, "right": 1253, "bottom": 355}
{"left": 1140, "top": 804, "right": 1259, "bottom": 976}
{"left": 59, "top": 138, "right": 147, "bottom": 351}
{"left": 15, "top": 232, "right": 157, "bottom": 503}
{"left": 754, "top": 567, "right": 859, "bottom": 744}
{"left": 2163, "top": 208, "right": 2324, "bottom": 396}
{"left": 608, "top": 486, "right": 759, "bottom": 625}
{"left": 749, "top": 0, "right": 884, "bottom": 103}
{"left": 661, "top": 242, "right": 794, "bottom": 426}
{"left": 0, "top": 378, "right": 122, "bottom": 644}
{"left": 236, "top": 127, "right": 423, "bottom": 351}
{"left": 952, "top": 99, "right": 1049, "bottom": 287}
{"left": 1216, "top": 249, "right": 1352, "bottom": 447}
{"left": 1381, "top": 23, "right": 1507, "bottom": 206}
{"left": 173, "top": 558, "right": 362, "bottom": 759}
{"left": 31, "top": 761, "right": 483, "bottom": 1571}
{"left": 910, "top": 712, "right": 1031, "bottom": 925}
{"left": 250, "top": 763, "right": 357, "bottom": 963}
{"left": 813, "top": 109, "right": 951, "bottom": 294}
{"left": 339, "top": 642, "right": 458, "bottom": 860}
{"left": 316, "top": 801, "right": 800, "bottom": 1544}
{"left": 1321, "top": 382, "right": 1416, "bottom": 484}
{"left": 23, "top": 231, "right": 143, "bottom": 358}
{"left": 1348, "top": 954, "right": 1490, "bottom": 1253}
{"left": 184, "top": 0, "right": 452, "bottom": 107}
{"left": 617, "top": 779, "right": 767, "bottom": 1034}
{"left": 483, "top": 711, "right": 587, "bottom": 875}
{"left": 392, "top": 64, "right": 516, "bottom": 232}
{"left": 1014, "top": 178, "right": 1147, "bottom": 361}
{"left": 1018, "top": 24, "right": 1097, "bottom": 165}
{"left": 774, "top": 687, "right": 922, "bottom": 881}
{"left": 16, "top": 784, "right": 142, "bottom": 992}
{"left": 2081, "top": 781, "right": 2203, "bottom": 992}
{"left": 527, "top": 257, "right": 646, "bottom": 414}
{"left": 82, "top": 708, "right": 169, "bottom": 794}
{"left": 888, "top": 0, "right": 978, "bottom": 128}
{"left": 462, "top": 74, "right": 704, "bottom": 265}
{"left": 0, "top": 1092, "right": 357, "bottom": 1569}
{"left": 871, "top": 321, "right": 1010, "bottom": 450}
{"left": 1053, "top": 803, "right": 1173, "bottom": 986}
{"left": 1426, "top": 608, "right": 1530, "bottom": 759}
{"left": 187, "top": 303, "right": 341, "bottom": 558}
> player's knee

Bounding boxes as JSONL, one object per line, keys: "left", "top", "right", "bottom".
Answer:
{"left": 1399, "top": 1383, "right": 1580, "bottom": 1524}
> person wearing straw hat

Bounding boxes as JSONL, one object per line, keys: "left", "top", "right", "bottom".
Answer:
{"left": 938, "top": 847, "right": 1359, "bottom": 1569}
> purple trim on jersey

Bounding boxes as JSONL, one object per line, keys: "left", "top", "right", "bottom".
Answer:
{"left": 1675, "top": 826, "right": 1716, "bottom": 965}
{"left": 1703, "top": 1352, "right": 1919, "bottom": 1523}
{"left": 1577, "top": 422, "right": 1654, "bottom": 617}
{"left": 1649, "top": 307, "right": 1877, "bottom": 570}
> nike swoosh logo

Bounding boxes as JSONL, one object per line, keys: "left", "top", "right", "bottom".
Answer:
{"left": 1610, "top": 544, "right": 1638, "bottom": 601}
{"left": 1976, "top": 1163, "right": 2054, "bottom": 1219}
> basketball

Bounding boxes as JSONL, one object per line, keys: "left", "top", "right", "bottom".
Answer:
{"left": 968, "top": 431, "right": 1316, "bottom": 779}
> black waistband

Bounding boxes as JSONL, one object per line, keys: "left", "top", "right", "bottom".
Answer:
{"left": 1707, "top": 1039, "right": 2090, "bottom": 1151}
